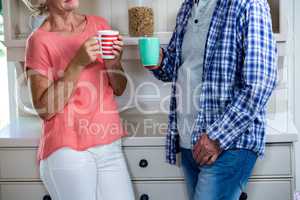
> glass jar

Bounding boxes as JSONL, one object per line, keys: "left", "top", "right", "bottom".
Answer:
{"left": 128, "top": 0, "right": 154, "bottom": 37}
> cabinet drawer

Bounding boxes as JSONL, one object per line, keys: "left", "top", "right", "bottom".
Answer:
{"left": 247, "top": 180, "right": 292, "bottom": 200}
{"left": 0, "top": 148, "right": 40, "bottom": 180}
{"left": 0, "top": 180, "right": 292, "bottom": 200}
{"left": 0, "top": 182, "right": 48, "bottom": 200}
{"left": 133, "top": 179, "right": 292, "bottom": 200}
{"left": 252, "top": 144, "right": 292, "bottom": 177}
{"left": 124, "top": 144, "right": 292, "bottom": 179}
{"left": 0, "top": 181, "right": 187, "bottom": 200}
{"left": 0, "top": 144, "right": 293, "bottom": 180}
{"left": 124, "top": 147, "right": 183, "bottom": 179}
{"left": 133, "top": 181, "right": 188, "bottom": 200}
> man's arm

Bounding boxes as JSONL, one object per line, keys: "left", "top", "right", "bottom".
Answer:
{"left": 148, "top": 31, "right": 177, "bottom": 82}
{"left": 205, "top": 1, "right": 277, "bottom": 150}
{"left": 147, "top": 0, "right": 192, "bottom": 82}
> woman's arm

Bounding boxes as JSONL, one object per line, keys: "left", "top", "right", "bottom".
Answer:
{"left": 104, "top": 36, "right": 127, "bottom": 96}
{"left": 105, "top": 61, "right": 127, "bottom": 96}
{"left": 27, "top": 37, "right": 100, "bottom": 120}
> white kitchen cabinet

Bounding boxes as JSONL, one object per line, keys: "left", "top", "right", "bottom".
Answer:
{"left": 1, "top": 0, "right": 288, "bottom": 61}
{"left": 125, "top": 147, "right": 183, "bottom": 180}
{"left": 0, "top": 148, "right": 40, "bottom": 181}
{"left": 0, "top": 182, "right": 48, "bottom": 200}
{"left": 0, "top": 131, "right": 297, "bottom": 200}
{"left": 134, "top": 179, "right": 294, "bottom": 200}
{"left": 2, "top": 0, "right": 183, "bottom": 48}
{"left": 133, "top": 181, "right": 188, "bottom": 200}
{"left": 2, "top": 0, "right": 293, "bottom": 126}
{"left": 0, "top": 179, "right": 293, "bottom": 200}
{"left": 0, "top": 106, "right": 298, "bottom": 200}
{"left": 2, "top": 0, "right": 294, "bottom": 134}
{"left": 246, "top": 180, "right": 293, "bottom": 200}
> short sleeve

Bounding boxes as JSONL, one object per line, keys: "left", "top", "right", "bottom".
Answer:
{"left": 25, "top": 33, "right": 54, "bottom": 80}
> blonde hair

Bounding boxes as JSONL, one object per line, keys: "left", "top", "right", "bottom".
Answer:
{"left": 22, "top": 0, "right": 48, "bottom": 16}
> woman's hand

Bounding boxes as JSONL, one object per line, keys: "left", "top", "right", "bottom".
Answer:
{"left": 72, "top": 36, "right": 100, "bottom": 68}
{"left": 104, "top": 35, "right": 124, "bottom": 68}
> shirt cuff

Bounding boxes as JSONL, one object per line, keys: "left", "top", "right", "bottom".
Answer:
{"left": 145, "top": 65, "right": 161, "bottom": 70}
{"left": 206, "top": 123, "right": 233, "bottom": 151}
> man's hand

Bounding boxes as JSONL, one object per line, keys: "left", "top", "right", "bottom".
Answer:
{"left": 192, "top": 134, "right": 222, "bottom": 166}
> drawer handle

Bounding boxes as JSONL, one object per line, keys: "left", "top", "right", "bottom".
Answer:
{"left": 43, "top": 195, "right": 52, "bottom": 200}
{"left": 140, "top": 194, "right": 149, "bottom": 200}
{"left": 139, "top": 159, "right": 148, "bottom": 168}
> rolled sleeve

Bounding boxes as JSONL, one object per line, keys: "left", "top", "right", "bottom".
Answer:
{"left": 150, "top": 34, "right": 177, "bottom": 82}
{"left": 25, "top": 35, "right": 54, "bottom": 80}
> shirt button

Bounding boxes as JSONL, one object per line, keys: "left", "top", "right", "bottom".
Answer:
{"left": 194, "top": 19, "right": 199, "bottom": 24}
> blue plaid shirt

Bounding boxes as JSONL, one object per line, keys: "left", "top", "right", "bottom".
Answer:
{"left": 151, "top": 0, "right": 277, "bottom": 165}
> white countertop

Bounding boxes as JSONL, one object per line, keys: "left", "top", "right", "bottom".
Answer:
{"left": 0, "top": 116, "right": 298, "bottom": 148}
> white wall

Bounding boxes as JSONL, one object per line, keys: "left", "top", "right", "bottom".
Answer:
{"left": 293, "top": 0, "right": 300, "bottom": 191}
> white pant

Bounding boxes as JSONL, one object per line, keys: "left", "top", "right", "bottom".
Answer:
{"left": 40, "top": 140, "right": 135, "bottom": 200}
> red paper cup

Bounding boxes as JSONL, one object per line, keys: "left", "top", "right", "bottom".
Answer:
{"left": 101, "top": 39, "right": 117, "bottom": 43}
{"left": 102, "top": 47, "right": 113, "bottom": 51}
{"left": 101, "top": 43, "right": 114, "bottom": 46}
{"left": 97, "top": 30, "right": 119, "bottom": 59}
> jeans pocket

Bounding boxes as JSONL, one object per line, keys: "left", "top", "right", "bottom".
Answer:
{"left": 215, "top": 149, "right": 256, "bottom": 176}
{"left": 205, "top": 149, "right": 243, "bottom": 176}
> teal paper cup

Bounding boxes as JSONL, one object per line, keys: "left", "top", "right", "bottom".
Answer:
{"left": 138, "top": 37, "right": 160, "bottom": 67}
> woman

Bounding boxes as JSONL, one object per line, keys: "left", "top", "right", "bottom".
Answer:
{"left": 23, "top": 0, "right": 135, "bottom": 200}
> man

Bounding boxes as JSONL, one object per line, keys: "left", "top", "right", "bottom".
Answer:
{"left": 146, "top": 0, "right": 277, "bottom": 199}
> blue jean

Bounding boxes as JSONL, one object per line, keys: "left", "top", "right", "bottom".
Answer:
{"left": 181, "top": 148, "right": 257, "bottom": 200}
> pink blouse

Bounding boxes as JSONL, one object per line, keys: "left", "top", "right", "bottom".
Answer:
{"left": 25, "top": 15, "right": 127, "bottom": 162}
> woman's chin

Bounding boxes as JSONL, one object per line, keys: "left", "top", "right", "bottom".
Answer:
{"left": 63, "top": 0, "right": 79, "bottom": 11}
